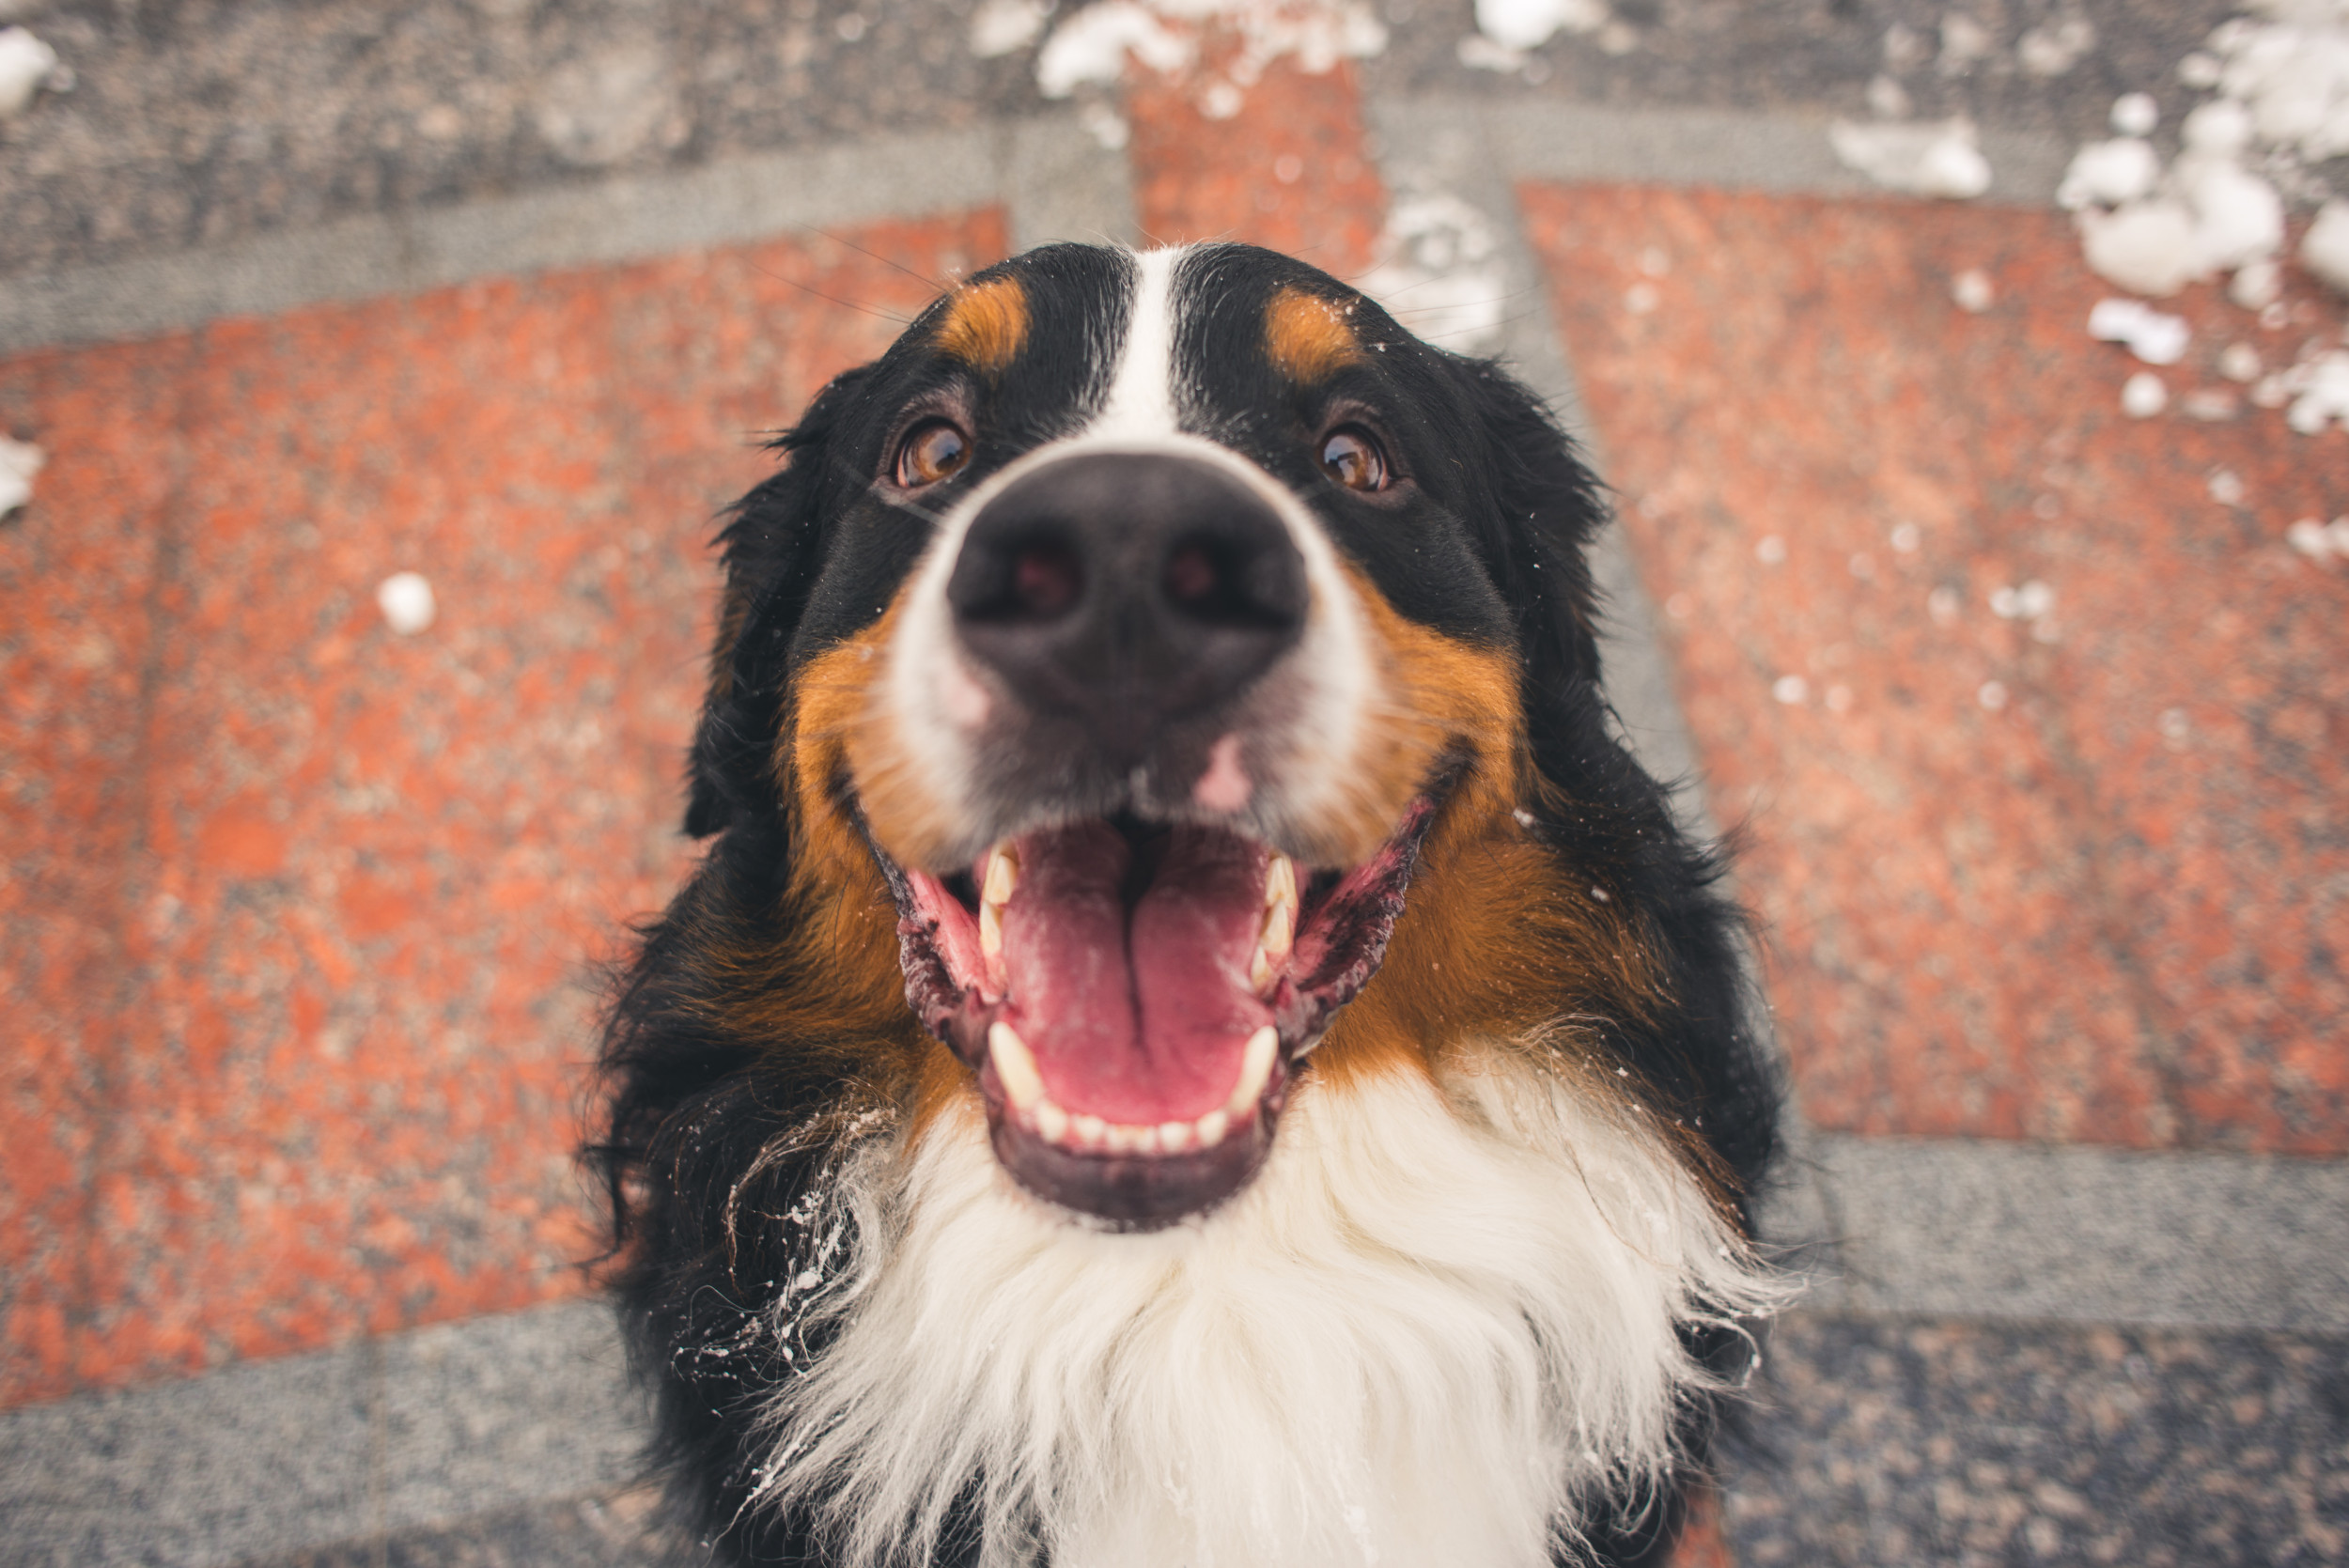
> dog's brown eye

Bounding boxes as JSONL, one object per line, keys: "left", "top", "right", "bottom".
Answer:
{"left": 1318, "top": 426, "right": 1388, "bottom": 492}
{"left": 896, "top": 420, "right": 971, "bottom": 488}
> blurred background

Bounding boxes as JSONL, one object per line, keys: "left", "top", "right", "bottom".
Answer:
{"left": 1, "top": 0, "right": 2343, "bottom": 1563}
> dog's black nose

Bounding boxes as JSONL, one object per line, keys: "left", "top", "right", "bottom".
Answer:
{"left": 947, "top": 451, "right": 1308, "bottom": 755}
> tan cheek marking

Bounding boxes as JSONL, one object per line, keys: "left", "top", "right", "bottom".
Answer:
{"left": 787, "top": 598, "right": 966, "bottom": 874}
{"left": 934, "top": 275, "right": 1031, "bottom": 374}
{"left": 1308, "top": 568, "right": 1674, "bottom": 1117}
{"left": 1264, "top": 286, "right": 1365, "bottom": 385}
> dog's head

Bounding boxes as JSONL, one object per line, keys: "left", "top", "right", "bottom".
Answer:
{"left": 679, "top": 241, "right": 1643, "bottom": 1228}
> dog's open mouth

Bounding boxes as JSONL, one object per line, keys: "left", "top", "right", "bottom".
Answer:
{"left": 873, "top": 795, "right": 1443, "bottom": 1227}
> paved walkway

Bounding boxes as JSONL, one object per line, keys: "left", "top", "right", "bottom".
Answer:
{"left": 3, "top": 5, "right": 2343, "bottom": 1563}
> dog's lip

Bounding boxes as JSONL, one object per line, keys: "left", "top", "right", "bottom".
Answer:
{"left": 863, "top": 778, "right": 1454, "bottom": 1229}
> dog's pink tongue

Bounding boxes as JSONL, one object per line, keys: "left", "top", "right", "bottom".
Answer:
{"left": 997, "top": 823, "right": 1271, "bottom": 1125}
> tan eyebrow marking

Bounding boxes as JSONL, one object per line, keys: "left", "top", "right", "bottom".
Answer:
{"left": 933, "top": 275, "right": 1031, "bottom": 373}
{"left": 1264, "top": 286, "right": 1365, "bottom": 384}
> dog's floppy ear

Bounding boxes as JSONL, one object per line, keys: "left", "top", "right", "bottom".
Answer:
{"left": 1449, "top": 361, "right": 1609, "bottom": 707}
{"left": 683, "top": 365, "right": 877, "bottom": 838}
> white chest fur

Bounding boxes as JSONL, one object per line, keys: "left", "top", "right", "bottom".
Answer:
{"left": 746, "top": 1057, "right": 1780, "bottom": 1568}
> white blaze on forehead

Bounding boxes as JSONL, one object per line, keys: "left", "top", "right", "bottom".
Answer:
{"left": 872, "top": 242, "right": 1380, "bottom": 863}
{"left": 1090, "top": 245, "right": 1186, "bottom": 441}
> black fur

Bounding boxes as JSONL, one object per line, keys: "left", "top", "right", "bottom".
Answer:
{"left": 593, "top": 241, "right": 1779, "bottom": 1567}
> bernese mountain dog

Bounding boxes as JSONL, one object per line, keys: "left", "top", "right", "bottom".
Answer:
{"left": 594, "top": 241, "right": 1784, "bottom": 1568}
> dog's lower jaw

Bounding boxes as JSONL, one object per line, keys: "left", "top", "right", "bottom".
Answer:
{"left": 739, "top": 1054, "right": 1783, "bottom": 1568}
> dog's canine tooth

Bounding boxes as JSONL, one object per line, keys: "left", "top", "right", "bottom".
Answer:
{"left": 982, "top": 844, "right": 1019, "bottom": 907}
{"left": 978, "top": 844, "right": 1018, "bottom": 960}
{"left": 1224, "top": 1026, "right": 1278, "bottom": 1118}
{"left": 988, "top": 1021, "right": 1046, "bottom": 1110}
{"left": 1252, "top": 854, "right": 1299, "bottom": 990}
{"left": 1192, "top": 1108, "right": 1230, "bottom": 1148}
{"left": 1264, "top": 851, "right": 1296, "bottom": 909}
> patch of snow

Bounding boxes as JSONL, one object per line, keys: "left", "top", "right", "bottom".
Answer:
{"left": 2019, "top": 17, "right": 2098, "bottom": 77}
{"left": 1939, "top": 13, "right": 1996, "bottom": 74}
{"left": 2303, "top": 200, "right": 2349, "bottom": 291}
{"left": 1755, "top": 534, "right": 1788, "bottom": 565}
{"left": 2285, "top": 516, "right": 2337, "bottom": 558}
{"left": 2079, "top": 200, "right": 2203, "bottom": 295}
{"left": 1977, "top": 679, "right": 2009, "bottom": 711}
{"left": 2285, "top": 348, "right": 2349, "bottom": 431}
{"left": 2052, "top": 2, "right": 2349, "bottom": 442}
{"left": 0, "top": 24, "right": 56, "bottom": 117}
{"left": 1034, "top": 0, "right": 1385, "bottom": 115}
{"left": 2122, "top": 370, "right": 2170, "bottom": 416}
{"left": 2088, "top": 297, "right": 2192, "bottom": 364}
{"left": 1356, "top": 192, "right": 1509, "bottom": 354}
{"left": 2059, "top": 138, "right": 2163, "bottom": 210}
{"left": 2230, "top": 256, "right": 2283, "bottom": 307}
{"left": 1829, "top": 116, "right": 1992, "bottom": 199}
{"left": 1772, "top": 675, "right": 1810, "bottom": 706}
{"left": 2209, "top": 467, "right": 2248, "bottom": 504}
{"left": 1952, "top": 268, "right": 1995, "bottom": 311}
{"left": 1867, "top": 73, "right": 1913, "bottom": 118}
{"left": 2111, "top": 92, "right": 2161, "bottom": 135}
{"left": 1988, "top": 580, "right": 2055, "bottom": 620}
{"left": 377, "top": 572, "right": 437, "bottom": 635}
{"left": 0, "top": 436, "right": 43, "bottom": 519}
{"left": 1474, "top": 0, "right": 1608, "bottom": 53}
{"left": 1035, "top": 2, "right": 1190, "bottom": 95}
{"left": 970, "top": 0, "right": 1052, "bottom": 58}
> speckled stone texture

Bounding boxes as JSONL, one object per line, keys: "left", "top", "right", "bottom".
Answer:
{"left": 1522, "top": 181, "right": 2349, "bottom": 1157}
{"left": 1724, "top": 1312, "right": 2349, "bottom": 1567}
{"left": 1362, "top": 0, "right": 2246, "bottom": 146}
{"left": 0, "top": 0, "right": 1034, "bottom": 277}
{"left": 235, "top": 1488, "right": 673, "bottom": 1568}
{"left": 0, "top": 211, "right": 1008, "bottom": 1407}
{"left": 1126, "top": 51, "right": 1388, "bottom": 275}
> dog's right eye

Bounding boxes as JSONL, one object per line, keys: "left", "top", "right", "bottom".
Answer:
{"left": 895, "top": 420, "right": 972, "bottom": 488}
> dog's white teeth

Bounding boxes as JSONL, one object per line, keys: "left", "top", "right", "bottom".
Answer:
{"left": 988, "top": 1021, "right": 1045, "bottom": 1110}
{"left": 1252, "top": 854, "right": 1299, "bottom": 992}
{"left": 1264, "top": 851, "right": 1296, "bottom": 910}
{"left": 1003, "top": 1028, "right": 1272, "bottom": 1153}
{"left": 982, "top": 844, "right": 1019, "bottom": 907}
{"left": 977, "top": 844, "right": 1018, "bottom": 961}
{"left": 1225, "top": 1025, "right": 1278, "bottom": 1117}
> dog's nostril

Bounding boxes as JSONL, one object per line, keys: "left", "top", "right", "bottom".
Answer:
{"left": 1163, "top": 544, "right": 1216, "bottom": 608}
{"left": 1013, "top": 543, "right": 1082, "bottom": 618}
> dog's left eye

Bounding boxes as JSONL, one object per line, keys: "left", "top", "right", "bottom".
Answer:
{"left": 896, "top": 420, "right": 972, "bottom": 488}
{"left": 1318, "top": 426, "right": 1389, "bottom": 492}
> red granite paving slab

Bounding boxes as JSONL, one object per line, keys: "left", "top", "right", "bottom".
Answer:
{"left": 0, "top": 339, "right": 198, "bottom": 1407}
{"left": 1125, "top": 48, "right": 1386, "bottom": 276}
{"left": 1522, "top": 183, "right": 2348, "bottom": 1156}
{"left": 0, "top": 211, "right": 1007, "bottom": 1406}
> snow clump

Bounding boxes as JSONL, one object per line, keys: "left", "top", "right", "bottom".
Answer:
{"left": 0, "top": 25, "right": 57, "bottom": 117}
{"left": 2056, "top": 2, "right": 2349, "bottom": 302}
{"left": 2088, "top": 298, "right": 2192, "bottom": 364}
{"left": 1033, "top": 0, "right": 1386, "bottom": 117}
{"left": 377, "top": 573, "right": 438, "bottom": 636}
{"left": 1356, "top": 193, "right": 1510, "bottom": 354}
{"left": 1829, "top": 117, "right": 1993, "bottom": 199}
{"left": 0, "top": 436, "right": 44, "bottom": 520}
